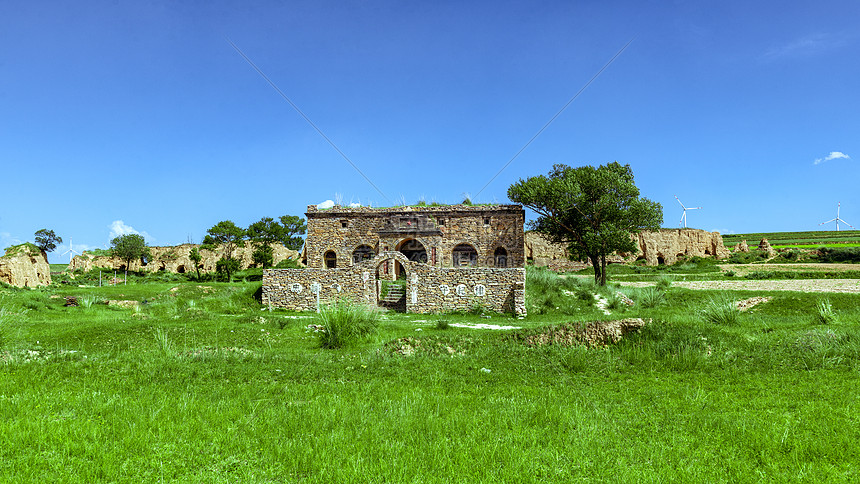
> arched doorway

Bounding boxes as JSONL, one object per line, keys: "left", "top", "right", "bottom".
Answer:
{"left": 397, "top": 238, "right": 427, "bottom": 263}
{"left": 373, "top": 254, "right": 410, "bottom": 312}
{"left": 452, "top": 243, "right": 478, "bottom": 267}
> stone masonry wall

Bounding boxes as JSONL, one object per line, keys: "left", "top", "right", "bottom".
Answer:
{"left": 304, "top": 204, "right": 525, "bottom": 270}
{"left": 263, "top": 251, "right": 526, "bottom": 315}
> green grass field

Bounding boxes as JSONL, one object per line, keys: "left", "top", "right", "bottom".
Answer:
{"left": 2, "top": 269, "right": 860, "bottom": 482}
{"left": 722, "top": 230, "right": 860, "bottom": 248}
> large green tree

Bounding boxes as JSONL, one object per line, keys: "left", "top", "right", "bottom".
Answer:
{"left": 508, "top": 162, "right": 662, "bottom": 286}
{"left": 34, "top": 229, "right": 62, "bottom": 253}
{"left": 278, "top": 215, "right": 307, "bottom": 251}
{"left": 203, "top": 221, "right": 246, "bottom": 282}
{"left": 111, "top": 234, "right": 150, "bottom": 272}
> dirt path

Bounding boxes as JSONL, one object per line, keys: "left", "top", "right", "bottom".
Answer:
{"left": 618, "top": 279, "right": 860, "bottom": 294}
{"left": 716, "top": 263, "right": 860, "bottom": 275}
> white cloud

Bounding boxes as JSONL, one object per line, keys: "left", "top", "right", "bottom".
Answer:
{"left": 814, "top": 151, "right": 850, "bottom": 165}
{"left": 764, "top": 33, "right": 849, "bottom": 59}
{"left": 348, "top": 202, "right": 362, "bottom": 208}
{"left": 0, "top": 231, "right": 23, "bottom": 250}
{"left": 316, "top": 200, "right": 335, "bottom": 209}
{"left": 108, "top": 220, "right": 152, "bottom": 241}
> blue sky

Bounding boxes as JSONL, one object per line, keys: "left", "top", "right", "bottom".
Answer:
{"left": 2, "top": 0, "right": 858, "bottom": 263}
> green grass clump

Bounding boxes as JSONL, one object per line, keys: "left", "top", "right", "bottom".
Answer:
{"left": 316, "top": 301, "right": 380, "bottom": 348}
{"left": 700, "top": 293, "right": 740, "bottom": 325}
{"left": 815, "top": 298, "right": 837, "bottom": 324}
{"left": 637, "top": 287, "right": 666, "bottom": 308}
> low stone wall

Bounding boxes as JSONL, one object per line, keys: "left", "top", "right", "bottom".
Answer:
{"left": 262, "top": 251, "right": 525, "bottom": 315}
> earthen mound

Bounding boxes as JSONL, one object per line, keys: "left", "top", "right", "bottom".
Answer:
{"left": 0, "top": 244, "right": 51, "bottom": 287}
{"left": 511, "top": 318, "right": 649, "bottom": 348}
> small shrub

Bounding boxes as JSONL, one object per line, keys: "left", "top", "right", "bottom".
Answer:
{"left": 435, "top": 319, "right": 451, "bottom": 330}
{"left": 815, "top": 298, "right": 837, "bottom": 325}
{"left": 316, "top": 301, "right": 380, "bottom": 349}
{"left": 724, "top": 270, "right": 735, "bottom": 277}
{"left": 700, "top": 294, "right": 740, "bottom": 325}
{"left": 604, "top": 292, "right": 625, "bottom": 311}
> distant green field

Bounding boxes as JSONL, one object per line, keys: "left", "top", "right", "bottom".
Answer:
{"left": 722, "top": 230, "right": 860, "bottom": 248}
{"left": 49, "top": 264, "right": 68, "bottom": 272}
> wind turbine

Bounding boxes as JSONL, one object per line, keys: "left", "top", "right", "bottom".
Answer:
{"left": 62, "top": 238, "right": 82, "bottom": 262}
{"left": 675, "top": 196, "right": 701, "bottom": 228}
{"left": 819, "top": 202, "right": 855, "bottom": 231}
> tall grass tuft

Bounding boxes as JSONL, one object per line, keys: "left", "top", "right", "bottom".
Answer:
{"left": 78, "top": 295, "right": 97, "bottom": 309}
{"left": 700, "top": 293, "right": 740, "bottom": 325}
{"left": 637, "top": 287, "right": 665, "bottom": 308}
{"left": 815, "top": 298, "right": 837, "bottom": 325}
{"left": 316, "top": 301, "right": 380, "bottom": 349}
{"left": 655, "top": 276, "right": 673, "bottom": 291}
{"left": 154, "top": 327, "right": 174, "bottom": 357}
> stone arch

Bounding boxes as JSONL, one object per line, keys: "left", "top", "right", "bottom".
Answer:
{"left": 368, "top": 251, "right": 413, "bottom": 312}
{"left": 396, "top": 238, "right": 428, "bottom": 264}
{"left": 452, "top": 242, "right": 478, "bottom": 267}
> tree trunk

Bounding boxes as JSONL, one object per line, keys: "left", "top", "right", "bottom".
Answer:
{"left": 599, "top": 254, "right": 608, "bottom": 286}
{"left": 590, "top": 254, "right": 602, "bottom": 285}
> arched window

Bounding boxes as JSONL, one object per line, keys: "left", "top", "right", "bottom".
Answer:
{"left": 452, "top": 243, "right": 478, "bottom": 267}
{"left": 494, "top": 247, "right": 508, "bottom": 268}
{"left": 324, "top": 250, "right": 337, "bottom": 269}
{"left": 352, "top": 245, "right": 375, "bottom": 263}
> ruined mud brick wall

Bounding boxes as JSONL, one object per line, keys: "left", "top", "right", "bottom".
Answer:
{"left": 0, "top": 244, "right": 51, "bottom": 287}
{"left": 304, "top": 204, "right": 525, "bottom": 269}
{"left": 263, "top": 251, "right": 526, "bottom": 315}
{"left": 68, "top": 244, "right": 301, "bottom": 274}
{"left": 525, "top": 229, "right": 729, "bottom": 267}
{"left": 631, "top": 229, "right": 729, "bottom": 266}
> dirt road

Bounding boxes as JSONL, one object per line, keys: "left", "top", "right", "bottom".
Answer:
{"left": 619, "top": 279, "right": 860, "bottom": 294}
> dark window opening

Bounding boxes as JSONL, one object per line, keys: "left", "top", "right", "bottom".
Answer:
{"left": 453, "top": 244, "right": 478, "bottom": 267}
{"left": 352, "top": 245, "right": 375, "bottom": 263}
{"left": 340, "top": 220, "right": 348, "bottom": 228}
{"left": 483, "top": 217, "right": 490, "bottom": 226}
{"left": 494, "top": 247, "right": 508, "bottom": 268}
{"left": 177, "top": 265, "right": 186, "bottom": 273}
{"left": 324, "top": 250, "right": 337, "bottom": 268}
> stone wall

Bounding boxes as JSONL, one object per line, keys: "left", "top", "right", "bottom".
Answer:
{"left": 0, "top": 244, "right": 52, "bottom": 287}
{"left": 68, "top": 244, "right": 302, "bottom": 274}
{"left": 304, "top": 204, "right": 525, "bottom": 270}
{"left": 263, "top": 251, "right": 526, "bottom": 315}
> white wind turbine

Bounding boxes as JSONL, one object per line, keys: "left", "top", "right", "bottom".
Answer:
{"left": 675, "top": 196, "right": 701, "bottom": 228}
{"left": 819, "top": 202, "right": 855, "bottom": 231}
{"left": 62, "top": 238, "right": 82, "bottom": 262}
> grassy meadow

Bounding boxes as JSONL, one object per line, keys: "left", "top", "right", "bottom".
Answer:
{"left": 2, "top": 266, "right": 860, "bottom": 482}
{"left": 722, "top": 230, "right": 860, "bottom": 248}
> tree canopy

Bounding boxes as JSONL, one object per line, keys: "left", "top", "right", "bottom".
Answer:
{"left": 203, "top": 220, "right": 246, "bottom": 259}
{"left": 34, "top": 229, "right": 62, "bottom": 253}
{"left": 278, "top": 215, "right": 307, "bottom": 251}
{"left": 508, "top": 162, "right": 662, "bottom": 285}
{"left": 110, "top": 234, "right": 150, "bottom": 272}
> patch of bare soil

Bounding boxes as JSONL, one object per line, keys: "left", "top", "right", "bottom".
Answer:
{"left": 735, "top": 296, "right": 771, "bottom": 311}
{"left": 380, "top": 336, "right": 472, "bottom": 357}
{"left": 511, "top": 318, "right": 649, "bottom": 348}
{"left": 717, "top": 263, "right": 860, "bottom": 275}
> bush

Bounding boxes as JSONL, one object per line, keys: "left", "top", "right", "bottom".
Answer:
{"left": 700, "top": 294, "right": 740, "bottom": 325}
{"left": 316, "top": 301, "right": 380, "bottom": 349}
{"left": 817, "top": 247, "right": 860, "bottom": 263}
{"left": 274, "top": 258, "right": 302, "bottom": 269}
{"left": 655, "top": 276, "right": 672, "bottom": 291}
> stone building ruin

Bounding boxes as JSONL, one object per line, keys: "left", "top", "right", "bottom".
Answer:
{"left": 263, "top": 204, "right": 527, "bottom": 315}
